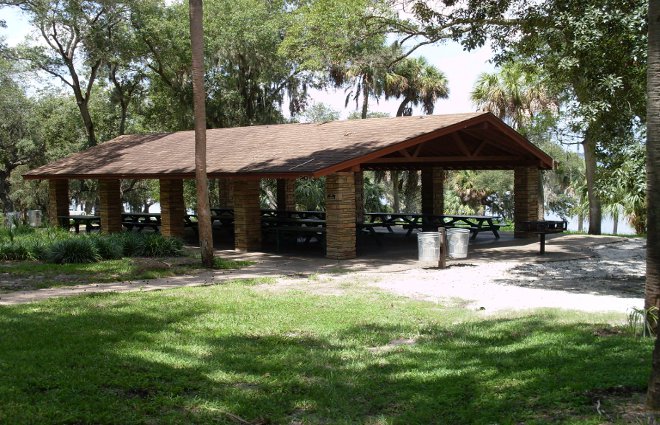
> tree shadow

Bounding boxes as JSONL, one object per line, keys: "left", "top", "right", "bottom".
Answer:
{"left": 0, "top": 293, "right": 651, "bottom": 424}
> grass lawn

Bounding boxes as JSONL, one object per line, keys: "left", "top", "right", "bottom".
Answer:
{"left": 0, "top": 255, "right": 251, "bottom": 292}
{"left": 0, "top": 280, "right": 652, "bottom": 424}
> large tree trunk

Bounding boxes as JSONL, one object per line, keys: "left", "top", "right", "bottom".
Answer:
{"left": 646, "top": 0, "right": 660, "bottom": 411}
{"left": 391, "top": 171, "right": 401, "bottom": 212}
{"left": 577, "top": 213, "right": 584, "bottom": 232}
{"left": 189, "top": 0, "right": 214, "bottom": 267}
{"left": 582, "top": 133, "right": 602, "bottom": 234}
{"left": 361, "top": 76, "right": 370, "bottom": 119}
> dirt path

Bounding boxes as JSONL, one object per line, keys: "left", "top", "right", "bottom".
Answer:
{"left": 0, "top": 235, "right": 646, "bottom": 315}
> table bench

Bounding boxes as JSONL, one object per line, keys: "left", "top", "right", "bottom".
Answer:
{"left": 263, "top": 225, "right": 326, "bottom": 252}
{"left": 121, "top": 213, "right": 162, "bottom": 232}
{"left": 59, "top": 215, "right": 101, "bottom": 233}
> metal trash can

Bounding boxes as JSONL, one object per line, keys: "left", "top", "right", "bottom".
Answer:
{"left": 4, "top": 212, "right": 21, "bottom": 229}
{"left": 447, "top": 228, "right": 470, "bottom": 259}
{"left": 417, "top": 232, "right": 440, "bottom": 265}
{"left": 27, "top": 210, "right": 42, "bottom": 227}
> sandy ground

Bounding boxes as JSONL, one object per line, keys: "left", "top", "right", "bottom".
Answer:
{"left": 365, "top": 238, "right": 645, "bottom": 314}
{"left": 0, "top": 234, "right": 646, "bottom": 315}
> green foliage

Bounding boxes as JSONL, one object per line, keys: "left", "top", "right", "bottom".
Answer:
{"left": 627, "top": 306, "right": 658, "bottom": 338}
{"left": 363, "top": 173, "right": 388, "bottom": 213}
{"left": 295, "top": 177, "right": 326, "bottom": 211}
{"left": 0, "top": 287, "right": 650, "bottom": 423}
{"left": 90, "top": 235, "right": 124, "bottom": 260}
{"left": 385, "top": 56, "right": 449, "bottom": 116}
{"left": 47, "top": 237, "right": 101, "bottom": 264}
{"left": 117, "top": 232, "right": 145, "bottom": 257}
{"left": 598, "top": 142, "right": 647, "bottom": 234}
{"left": 0, "top": 240, "right": 34, "bottom": 261}
{"left": 140, "top": 233, "right": 183, "bottom": 257}
{"left": 212, "top": 257, "right": 253, "bottom": 270}
{"left": 471, "top": 61, "right": 557, "bottom": 131}
{"left": 112, "top": 232, "right": 183, "bottom": 258}
{"left": 301, "top": 103, "right": 340, "bottom": 123}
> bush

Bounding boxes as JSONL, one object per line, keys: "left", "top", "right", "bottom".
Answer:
{"left": 47, "top": 238, "right": 101, "bottom": 264}
{"left": 141, "top": 234, "right": 183, "bottom": 257}
{"left": 0, "top": 241, "right": 34, "bottom": 261}
{"left": 118, "top": 232, "right": 146, "bottom": 257}
{"left": 91, "top": 235, "right": 124, "bottom": 260}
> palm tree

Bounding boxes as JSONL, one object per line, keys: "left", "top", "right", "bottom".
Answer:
{"left": 189, "top": 0, "right": 214, "bottom": 267}
{"left": 383, "top": 57, "right": 449, "bottom": 212}
{"left": 331, "top": 44, "right": 399, "bottom": 119}
{"left": 385, "top": 57, "right": 449, "bottom": 117}
{"left": 470, "top": 62, "right": 557, "bottom": 131}
{"left": 646, "top": 0, "right": 660, "bottom": 410}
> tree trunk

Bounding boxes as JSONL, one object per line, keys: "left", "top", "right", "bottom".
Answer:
{"left": 612, "top": 209, "right": 619, "bottom": 235}
{"left": 74, "top": 93, "right": 97, "bottom": 147}
{"left": 578, "top": 213, "right": 584, "bottom": 232}
{"left": 391, "top": 170, "right": 400, "bottom": 212}
{"left": 646, "top": 0, "right": 660, "bottom": 411}
{"left": 582, "top": 133, "right": 602, "bottom": 234}
{"left": 396, "top": 97, "right": 411, "bottom": 117}
{"left": 361, "top": 75, "right": 370, "bottom": 119}
{"left": 189, "top": 0, "right": 214, "bottom": 267}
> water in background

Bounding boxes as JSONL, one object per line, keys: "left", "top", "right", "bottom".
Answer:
{"left": 546, "top": 213, "right": 636, "bottom": 235}
{"left": 140, "top": 203, "right": 639, "bottom": 235}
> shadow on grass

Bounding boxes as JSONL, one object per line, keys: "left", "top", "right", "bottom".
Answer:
{"left": 0, "top": 290, "right": 651, "bottom": 424}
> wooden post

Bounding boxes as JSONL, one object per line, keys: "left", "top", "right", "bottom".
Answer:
{"left": 438, "top": 227, "right": 447, "bottom": 269}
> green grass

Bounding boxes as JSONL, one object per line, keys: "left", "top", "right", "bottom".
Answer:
{"left": 0, "top": 283, "right": 651, "bottom": 424}
{"left": 0, "top": 256, "right": 252, "bottom": 291}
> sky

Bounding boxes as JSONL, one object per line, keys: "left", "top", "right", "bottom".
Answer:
{"left": 308, "top": 42, "right": 495, "bottom": 119}
{"left": 0, "top": 6, "right": 495, "bottom": 119}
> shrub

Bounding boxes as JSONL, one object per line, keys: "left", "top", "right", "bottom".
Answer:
{"left": 119, "top": 232, "right": 146, "bottom": 257}
{"left": 0, "top": 241, "right": 34, "bottom": 261}
{"left": 141, "top": 234, "right": 183, "bottom": 257}
{"left": 47, "top": 238, "right": 101, "bottom": 264}
{"left": 91, "top": 235, "right": 124, "bottom": 260}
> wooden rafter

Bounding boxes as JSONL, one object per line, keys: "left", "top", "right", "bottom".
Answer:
{"left": 472, "top": 139, "right": 488, "bottom": 157}
{"left": 366, "top": 155, "right": 523, "bottom": 164}
{"left": 451, "top": 133, "right": 473, "bottom": 157}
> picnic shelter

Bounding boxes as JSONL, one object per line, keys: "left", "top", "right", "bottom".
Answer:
{"left": 23, "top": 112, "right": 555, "bottom": 259}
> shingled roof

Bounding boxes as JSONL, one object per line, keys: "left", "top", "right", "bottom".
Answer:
{"left": 24, "top": 112, "right": 555, "bottom": 180}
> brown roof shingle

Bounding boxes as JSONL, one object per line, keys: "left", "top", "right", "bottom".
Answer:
{"left": 24, "top": 112, "right": 555, "bottom": 180}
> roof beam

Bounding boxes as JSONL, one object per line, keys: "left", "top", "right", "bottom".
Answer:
{"left": 472, "top": 139, "right": 488, "bottom": 157}
{"left": 366, "top": 155, "right": 523, "bottom": 164}
{"left": 451, "top": 133, "right": 473, "bottom": 157}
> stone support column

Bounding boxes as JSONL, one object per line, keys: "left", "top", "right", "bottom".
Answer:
{"left": 218, "top": 178, "right": 234, "bottom": 209}
{"left": 276, "top": 179, "right": 296, "bottom": 212}
{"left": 325, "top": 172, "right": 356, "bottom": 259}
{"left": 48, "top": 179, "right": 69, "bottom": 227}
{"left": 354, "top": 171, "right": 365, "bottom": 223}
{"left": 160, "top": 179, "right": 185, "bottom": 238}
{"left": 98, "top": 179, "right": 122, "bottom": 233}
{"left": 233, "top": 179, "right": 261, "bottom": 251}
{"left": 514, "top": 166, "right": 540, "bottom": 238}
{"left": 421, "top": 168, "right": 445, "bottom": 215}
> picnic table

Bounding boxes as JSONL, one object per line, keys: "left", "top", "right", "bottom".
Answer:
{"left": 365, "top": 213, "right": 504, "bottom": 239}
{"left": 121, "top": 212, "right": 161, "bottom": 232}
{"left": 59, "top": 215, "right": 101, "bottom": 233}
{"left": 261, "top": 216, "right": 326, "bottom": 251}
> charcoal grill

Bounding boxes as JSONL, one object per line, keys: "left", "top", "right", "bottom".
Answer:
{"left": 518, "top": 220, "right": 568, "bottom": 254}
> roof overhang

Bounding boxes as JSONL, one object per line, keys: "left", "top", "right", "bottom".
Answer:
{"left": 24, "top": 112, "right": 555, "bottom": 181}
